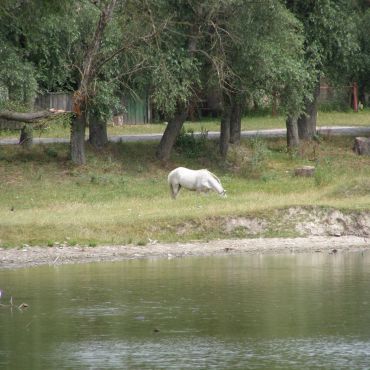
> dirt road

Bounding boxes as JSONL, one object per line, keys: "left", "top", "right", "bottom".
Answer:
{"left": 1, "top": 126, "right": 370, "bottom": 145}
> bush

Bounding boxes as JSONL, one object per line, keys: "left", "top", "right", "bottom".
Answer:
{"left": 314, "top": 159, "right": 334, "bottom": 186}
{"left": 175, "top": 127, "right": 208, "bottom": 158}
{"left": 227, "top": 137, "right": 269, "bottom": 177}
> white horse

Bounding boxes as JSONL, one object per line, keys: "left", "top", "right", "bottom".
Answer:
{"left": 168, "top": 167, "right": 227, "bottom": 199}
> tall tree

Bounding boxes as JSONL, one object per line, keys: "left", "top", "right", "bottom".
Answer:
{"left": 286, "top": 0, "right": 359, "bottom": 140}
{"left": 153, "top": 1, "right": 206, "bottom": 161}
{"left": 211, "top": 0, "right": 310, "bottom": 155}
{"left": 353, "top": 2, "right": 370, "bottom": 105}
{"left": 0, "top": 0, "right": 158, "bottom": 162}
{"left": 152, "top": 0, "right": 309, "bottom": 160}
{"left": 0, "top": 0, "right": 66, "bottom": 108}
{"left": 0, "top": 0, "right": 76, "bottom": 145}
{"left": 70, "top": 0, "right": 117, "bottom": 164}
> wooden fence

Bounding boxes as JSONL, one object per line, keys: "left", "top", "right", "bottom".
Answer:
{"left": 35, "top": 92, "right": 73, "bottom": 112}
{"left": 35, "top": 92, "right": 151, "bottom": 125}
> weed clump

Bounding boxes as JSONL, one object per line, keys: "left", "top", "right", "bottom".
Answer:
{"left": 227, "top": 137, "right": 269, "bottom": 178}
{"left": 175, "top": 127, "right": 208, "bottom": 158}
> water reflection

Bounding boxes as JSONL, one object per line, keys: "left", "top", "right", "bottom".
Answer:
{"left": 52, "top": 337, "right": 370, "bottom": 369}
{"left": 1, "top": 251, "right": 370, "bottom": 369}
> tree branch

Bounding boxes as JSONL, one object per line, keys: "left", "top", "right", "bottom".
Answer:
{"left": 0, "top": 109, "right": 69, "bottom": 123}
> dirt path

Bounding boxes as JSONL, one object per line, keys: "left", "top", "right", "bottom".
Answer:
{"left": 1, "top": 236, "right": 369, "bottom": 270}
{"left": 1, "top": 126, "right": 370, "bottom": 145}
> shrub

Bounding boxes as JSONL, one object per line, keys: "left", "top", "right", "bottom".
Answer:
{"left": 227, "top": 137, "right": 269, "bottom": 177}
{"left": 175, "top": 127, "right": 208, "bottom": 158}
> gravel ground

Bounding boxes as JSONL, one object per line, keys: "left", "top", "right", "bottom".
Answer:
{"left": 1, "top": 236, "right": 369, "bottom": 270}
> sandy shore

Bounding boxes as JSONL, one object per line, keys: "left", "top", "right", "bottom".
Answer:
{"left": 1, "top": 235, "right": 369, "bottom": 269}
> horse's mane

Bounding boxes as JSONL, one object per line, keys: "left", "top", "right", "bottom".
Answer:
{"left": 204, "top": 169, "right": 221, "bottom": 184}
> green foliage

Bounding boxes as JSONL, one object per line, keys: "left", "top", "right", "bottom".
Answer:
{"left": 356, "top": 8, "right": 370, "bottom": 100}
{"left": 319, "top": 100, "right": 351, "bottom": 113}
{"left": 314, "top": 159, "right": 335, "bottom": 186}
{"left": 249, "top": 138, "right": 270, "bottom": 172}
{"left": 0, "top": 0, "right": 367, "bottom": 145}
{"left": 287, "top": 0, "right": 360, "bottom": 84}
{"left": 44, "top": 147, "right": 58, "bottom": 158}
{"left": 227, "top": 137, "right": 270, "bottom": 178}
{"left": 206, "top": 0, "right": 312, "bottom": 117}
{"left": 88, "top": 80, "right": 122, "bottom": 121}
{"left": 175, "top": 127, "right": 208, "bottom": 158}
{"left": 0, "top": 0, "right": 123, "bottom": 119}
{"left": 0, "top": 42, "right": 37, "bottom": 107}
{"left": 0, "top": 0, "right": 79, "bottom": 101}
{"left": 28, "top": 14, "right": 79, "bottom": 91}
{"left": 150, "top": 49, "right": 201, "bottom": 116}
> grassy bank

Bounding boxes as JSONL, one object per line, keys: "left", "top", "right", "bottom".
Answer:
{"left": 1, "top": 133, "right": 370, "bottom": 248}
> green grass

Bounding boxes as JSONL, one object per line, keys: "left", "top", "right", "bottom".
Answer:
{"left": 1, "top": 109, "right": 369, "bottom": 140}
{"left": 1, "top": 134, "right": 370, "bottom": 247}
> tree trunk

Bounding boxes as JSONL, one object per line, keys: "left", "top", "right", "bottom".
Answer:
{"left": 229, "top": 97, "right": 242, "bottom": 144}
{"left": 359, "top": 81, "right": 366, "bottom": 107}
{"left": 89, "top": 113, "right": 108, "bottom": 149}
{"left": 294, "top": 166, "right": 315, "bottom": 177}
{"left": 19, "top": 124, "right": 33, "bottom": 148}
{"left": 353, "top": 137, "right": 370, "bottom": 155}
{"left": 70, "top": 113, "right": 86, "bottom": 165}
{"left": 220, "top": 95, "right": 231, "bottom": 157}
{"left": 298, "top": 81, "right": 320, "bottom": 140}
{"left": 286, "top": 115, "right": 299, "bottom": 149}
{"left": 220, "top": 111, "right": 231, "bottom": 158}
{"left": 271, "top": 92, "right": 278, "bottom": 117}
{"left": 69, "top": 0, "right": 117, "bottom": 165}
{"left": 155, "top": 19, "right": 199, "bottom": 162}
{"left": 156, "top": 108, "right": 188, "bottom": 161}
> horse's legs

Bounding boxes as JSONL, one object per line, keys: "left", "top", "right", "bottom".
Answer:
{"left": 170, "top": 184, "right": 176, "bottom": 199}
{"left": 175, "top": 184, "right": 182, "bottom": 198}
{"left": 170, "top": 183, "right": 181, "bottom": 199}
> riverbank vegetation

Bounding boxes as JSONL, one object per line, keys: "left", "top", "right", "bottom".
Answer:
{"left": 1, "top": 134, "right": 370, "bottom": 248}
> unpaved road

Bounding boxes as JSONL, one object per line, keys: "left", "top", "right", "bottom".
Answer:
{"left": 1, "top": 126, "right": 370, "bottom": 145}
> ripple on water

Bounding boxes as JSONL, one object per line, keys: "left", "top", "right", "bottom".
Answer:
{"left": 61, "top": 304, "right": 127, "bottom": 317}
{"left": 50, "top": 336, "right": 370, "bottom": 369}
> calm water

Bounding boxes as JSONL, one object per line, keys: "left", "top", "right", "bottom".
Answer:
{"left": 1, "top": 251, "right": 370, "bottom": 369}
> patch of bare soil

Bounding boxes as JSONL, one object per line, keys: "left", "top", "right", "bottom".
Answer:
{"left": 223, "top": 207, "right": 370, "bottom": 237}
{"left": 1, "top": 207, "right": 370, "bottom": 270}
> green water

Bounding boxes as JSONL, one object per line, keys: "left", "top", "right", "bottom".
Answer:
{"left": 1, "top": 251, "right": 370, "bottom": 369}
